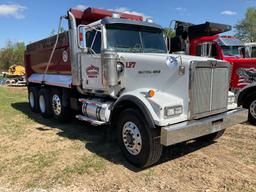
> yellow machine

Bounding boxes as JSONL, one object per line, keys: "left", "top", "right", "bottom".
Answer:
{"left": 7, "top": 65, "right": 25, "bottom": 76}
{"left": 1, "top": 65, "right": 26, "bottom": 86}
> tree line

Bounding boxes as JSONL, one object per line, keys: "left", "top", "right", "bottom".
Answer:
{"left": 0, "top": 41, "right": 25, "bottom": 71}
{"left": 0, "top": 7, "right": 255, "bottom": 71}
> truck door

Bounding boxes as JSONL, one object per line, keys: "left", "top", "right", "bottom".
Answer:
{"left": 79, "top": 27, "right": 104, "bottom": 91}
{"left": 196, "top": 42, "right": 219, "bottom": 59}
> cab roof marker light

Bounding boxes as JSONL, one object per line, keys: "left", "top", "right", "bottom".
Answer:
{"left": 112, "top": 13, "right": 121, "bottom": 19}
{"left": 146, "top": 18, "right": 154, "bottom": 23}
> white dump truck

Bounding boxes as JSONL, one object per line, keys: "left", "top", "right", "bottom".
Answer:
{"left": 24, "top": 7, "right": 248, "bottom": 168}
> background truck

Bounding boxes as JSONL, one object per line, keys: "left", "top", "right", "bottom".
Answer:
{"left": 25, "top": 7, "right": 247, "bottom": 168}
{"left": 168, "top": 21, "right": 256, "bottom": 124}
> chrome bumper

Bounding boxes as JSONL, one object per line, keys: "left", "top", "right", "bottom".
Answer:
{"left": 160, "top": 108, "right": 248, "bottom": 146}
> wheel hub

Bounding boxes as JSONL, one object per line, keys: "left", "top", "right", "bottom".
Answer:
{"left": 52, "top": 94, "right": 62, "bottom": 116}
{"left": 122, "top": 122, "right": 142, "bottom": 155}
{"left": 250, "top": 100, "right": 256, "bottom": 119}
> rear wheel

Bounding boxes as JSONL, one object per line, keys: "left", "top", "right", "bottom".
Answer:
{"left": 38, "top": 88, "right": 51, "bottom": 118}
{"left": 197, "top": 129, "right": 225, "bottom": 142}
{"left": 116, "top": 108, "right": 162, "bottom": 168}
{"left": 50, "top": 89, "right": 72, "bottom": 122}
{"left": 28, "top": 86, "right": 39, "bottom": 112}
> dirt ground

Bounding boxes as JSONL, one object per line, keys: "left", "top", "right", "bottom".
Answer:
{"left": 0, "top": 86, "right": 255, "bottom": 192}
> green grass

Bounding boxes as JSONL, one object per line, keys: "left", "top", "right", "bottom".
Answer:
{"left": 0, "top": 150, "right": 59, "bottom": 188}
{"left": 0, "top": 87, "right": 31, "bottom": 139}
{"left": 63, "top": 154, "right": 106, "bottom": 175}
{"left": 0, "top": 86, "right": 107, "bottom": 189}
{"left": 143, "top": 168, "right": 155, "bottom": 183}
{"left": 0, "top": 87, "right": 60, "bottom": 188}
{"left": 49, "top": 154, "right": 106, "bottom": 187}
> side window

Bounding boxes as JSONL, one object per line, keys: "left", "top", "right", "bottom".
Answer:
{"left": 86, "top": 30, "right": 101, "bottom": 54}
{"left": 196, "top": 43, "right": 217, "bottom": 58}
{"left": 196, "top": 45, "right": 202, "bottom": 56}
{"left": 211, "top": 44, "right": 218, "bottom": 58}
{"left": 252, "top": 47, "right": 256, "bottom": 57}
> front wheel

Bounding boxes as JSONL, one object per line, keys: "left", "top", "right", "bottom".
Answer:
{"left": 247, "top": 95, "right": 256, "bottom": 125}
{"left": 116, "top": 109, "right": 162, "bottom": 168}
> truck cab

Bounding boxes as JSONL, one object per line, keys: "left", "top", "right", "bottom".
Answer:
{"left": 190, "top": 35, "right": 256, "bottom": 91}
{"left": 169, "top": 21, "right": 256, "bottom": 124}
{"left": 190, "top": 35, "right": 243, "bottom": 60}
{"left": 25, "top": 8, "right": 247, "bottom": 168}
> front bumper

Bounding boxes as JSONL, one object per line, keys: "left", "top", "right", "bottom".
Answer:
{"left": 160, "top": 108, "right": 248, "bottom": 146}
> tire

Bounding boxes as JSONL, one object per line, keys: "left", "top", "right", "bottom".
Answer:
{"left": 116, "top": 108, "right": 162, "bottom": 168}
{"left": 246, "top": 95, "right": 256, "bottom": 125}
{"left": 38, "top": 88, "right": 51, "bottom": 118}
{"left": 197, "top": 129, "right": 225, "bottom": 142}
{"left": 50, "top": 89, "right": 72, "bottom": 122}
{"left": 28, "top": 86, "right": 39, "bottom": 112}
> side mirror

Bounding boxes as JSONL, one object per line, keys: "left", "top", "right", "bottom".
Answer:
{"left": 78, "top": 25, "right": 88, "bottom": 50}
{"left": 239, "top": 47, "right": 245, "bottom": 58}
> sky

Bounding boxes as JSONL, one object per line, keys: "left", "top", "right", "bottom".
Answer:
{"left": 0, "top": 0, "right": 255, "bottom": 48}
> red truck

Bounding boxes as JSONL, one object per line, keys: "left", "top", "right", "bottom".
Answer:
{"left": 168, "top": 21, "right": 256, "bottom": 124}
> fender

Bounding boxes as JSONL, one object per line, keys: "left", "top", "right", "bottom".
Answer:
{"left": 237, "top": 82, "right": 256, "bottom": 106}
{"left": 110, "top": 94, "right": 156, "bottom": 129}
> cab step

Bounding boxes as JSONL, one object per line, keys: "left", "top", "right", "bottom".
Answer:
{"left": 76, "top": 115, "right": 106, "bottom": 126}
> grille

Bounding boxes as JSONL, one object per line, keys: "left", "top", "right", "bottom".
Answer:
{"left": 190, "top": 61, "right": 230, "bottom": 119}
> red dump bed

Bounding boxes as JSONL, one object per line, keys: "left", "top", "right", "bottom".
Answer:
{"left": 25, "top": 32, "right": 71, "bottom": 79}
{"left": 71, "top": 7, "right": 143, "bottom": 25}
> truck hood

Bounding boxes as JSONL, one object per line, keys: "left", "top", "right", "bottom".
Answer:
{"left": 116, "top": 52, "right": 192, "bottom": 126}
{"left": 117, "top": 52, "right": 214, "bottom": 65}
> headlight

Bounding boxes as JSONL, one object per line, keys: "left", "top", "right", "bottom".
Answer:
{"left": 228, "top": 95, "right": 235, "bottom": 104}
{"left": 164, "top": 105, "right": 183, "bottom": 118}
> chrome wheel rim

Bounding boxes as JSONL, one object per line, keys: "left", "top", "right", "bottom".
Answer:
{"left": 52, "top": 94, "right": 61, "bottom": 116}
{"left": 122, "top": 121, "right": 142, "bottom": 155}
{"left": 29, "top": 92, "right": 35, "bottom": 108}
{"left": 250, "top": 100, "right": 256, "bottom": 119}
{"left": 39, "top": 95, "right": 46, "bottom": 113}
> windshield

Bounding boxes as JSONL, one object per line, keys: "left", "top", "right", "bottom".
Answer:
{"left": 106, "top": 24, "right": 167, "bottom": 53}
{"left": 221, "top": 46, "right": 241, "bottom": 57}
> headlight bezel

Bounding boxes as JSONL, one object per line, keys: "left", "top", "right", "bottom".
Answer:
{"left": 164, "top": 105, "right": 183, "bottom": 119}
{"left": 166, "top": 56, "right": 178, "bottom": 69}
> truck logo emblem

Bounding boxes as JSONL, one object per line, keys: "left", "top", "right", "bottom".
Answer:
{"left": 211, "top": 61, "right": 217, "bottom": 67}
{"left": 62, "top": 50, "right": 68, "bottom": 63}
{"left": 86, "top": 65, "right": 99, "bottom": 78}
